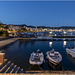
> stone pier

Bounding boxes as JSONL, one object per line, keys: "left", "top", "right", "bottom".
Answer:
{"left": 0, "top": 38, "right": 18, "bottom": 48}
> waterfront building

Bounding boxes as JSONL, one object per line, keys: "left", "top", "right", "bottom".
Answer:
{"left": 8, "top": 25, "right": 21, "bottom": 31}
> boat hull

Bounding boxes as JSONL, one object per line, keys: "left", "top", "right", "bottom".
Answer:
{"left": 47, "top": 56, "right": 61, "bottom": 65}
{"left": 46, "top": 51, "right": 62, "bottom": 65}
{"left": 29, "top": 52, "right": 45, "bottom": 66}
{"left": 29, "top": 60, "right": 44, "bottom": 66}
{"left": 66, "top": 48, "right": 75, "bottom": 58}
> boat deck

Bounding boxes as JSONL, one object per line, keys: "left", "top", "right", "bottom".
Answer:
{"left": 31, "top": 53, "right": 43, "bottom": 61}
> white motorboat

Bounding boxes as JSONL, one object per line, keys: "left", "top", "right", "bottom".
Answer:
{"left": 66, "top": 47, "right": 75, "bottom": 58}
{"left": 29, "top": 50, "right": 44, "bottom": 65}
{"left": 46, "top": 49, "right": 62, "bottom": 65}
{"left": 43, "top": 36, "right": 53, "bottom": 39}
{"left": 37, "top": 36, "right": 43, "bottom": 39}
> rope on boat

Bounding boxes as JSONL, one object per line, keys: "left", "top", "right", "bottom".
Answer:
{"left": 25, "top": 65, "right": 43, "bottom": 71}
{"left": 60, "top": 64, "right": 64, "bottom": 71}
{"left": 38, "top": 65, "right": 43, "bottom": 71}
{"left": 26, "top": 65, "right": 34, "bottom": 71}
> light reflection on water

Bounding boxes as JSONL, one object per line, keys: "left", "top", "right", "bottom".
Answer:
{"left": 49, "top": 41, "right": 52, "bottom": 47}
{"left": 63, "top": 41, "right": 67, "bottom": 47}
{"left": 0, "top": 40, "right": 75, "bottom": 71}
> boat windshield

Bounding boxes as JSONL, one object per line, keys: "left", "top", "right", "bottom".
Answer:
{"left": 50, "top": 52, "right": 59, "bottom": 59}
{"left": 34, "top": 56, "right": 40, "bottom": 62}
{"left": 31, "top": 53, "right": 40, "bottom": 62}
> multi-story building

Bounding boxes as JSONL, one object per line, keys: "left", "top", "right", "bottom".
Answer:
{"left": 8, "top": 25, "right": 21, "bottom": 31}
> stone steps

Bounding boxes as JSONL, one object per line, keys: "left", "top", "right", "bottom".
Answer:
{"left": 0, "top": 59, "right": 24, "bottom": 73}
{"left": 4, "top": 63, "right": 14, "bottom": 73}
{"left": 10, "top": 65, "right": 17, "bottom": 73}
{"left": 6, "top": 64, "right": 15, "bottom": 73}
{"left": 12, "top": 66, "right": 19, "bottom": 73}
{"left": 0, "top": 61, "right": 11, "bottom": 73}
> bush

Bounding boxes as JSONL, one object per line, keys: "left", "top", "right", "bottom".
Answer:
{"left": 2, "top": 33, "right": 6, "bottom": 37}
{"left": 0, "top": 31, "right": 9, "bottom": 37}
{"left": 0, "top": 31, "right": 4, "bottom": 36}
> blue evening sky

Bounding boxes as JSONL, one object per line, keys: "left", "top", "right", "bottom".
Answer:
{"left": 0, "top": 1, "right": 75, "bottom": 27}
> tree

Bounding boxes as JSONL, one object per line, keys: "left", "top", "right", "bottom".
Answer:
{"left": 17, "top": 28, "right": 28, "bottom": 32}
{"left": 4, "top": 25, "right": 9, "bottom": 36}
{"left": 0, "top": 31, "right": 8, "bottom": 37}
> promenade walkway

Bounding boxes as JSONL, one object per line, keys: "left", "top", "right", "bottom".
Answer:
{"left": 0, "top": 71, "right": 75, "bottom": 75}
{"left": 0, "top": 38, "right": 18, "bottom": 48}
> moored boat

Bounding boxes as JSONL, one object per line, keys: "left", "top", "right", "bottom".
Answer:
{"left": 66, "top": 47, "right": 75, "bottom": 58}
{"left": 46, "top": 49, "right": 62, "bottom": 65}
{"left": 29, "top": 50, "right": 44, "bottom": 65}
{"left": 66, "top": 53, "right": 75, "bottom": 65}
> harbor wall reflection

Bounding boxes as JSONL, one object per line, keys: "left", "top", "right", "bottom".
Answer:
{"left": 66, "top": 53, "right": 75, "bottom": 65}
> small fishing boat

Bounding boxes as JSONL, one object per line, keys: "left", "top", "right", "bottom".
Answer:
{"left": 37, "top": 36, "right": 43, "bottom": 39}
{"left": 46, "top": 49, "right": 62, "bottom": 65}
{"left": 29, "top": 50, "right": 44, "bottom": 65}
{"left": 66, "top": 47, "right": 75, "bottom": 58}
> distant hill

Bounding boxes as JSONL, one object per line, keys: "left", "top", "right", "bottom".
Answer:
{"left": 1, "top": 23, "right": 75, "bottom": 29}
{"left": 28, "top": 26, "right": 75, "bottom": 29}
{"left": 53, "top": 26, "right": 75, "bottom": 29}
{"left": 16, "top": 25, "right": 75, "bottom": 29}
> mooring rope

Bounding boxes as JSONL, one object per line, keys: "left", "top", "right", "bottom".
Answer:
{"left": 26, "top": 65, "right": 34, "bottom": 71}
{"left": 38, "top": 65, "right": 43, "bottom": 70}
{"left": 60, "top": 64, "right": 64, "bottom": 71}
{"left": 25, "top": 64, "right": 44, "bottom": 72}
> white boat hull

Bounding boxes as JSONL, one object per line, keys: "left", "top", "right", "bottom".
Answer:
{"left": 47, "top": 56, "right": 61, "bottom": 65}
{"left": 29, "top": 60, "right": 44, "bottom": 65}
{"left": 66, "top": 48, "right": 75, "bottom": 58}
{"left": 46, "top": 51, "right": 62, "bottom": 65}
{"left": 29, "top": 52, "right": 44, "bottom": 65}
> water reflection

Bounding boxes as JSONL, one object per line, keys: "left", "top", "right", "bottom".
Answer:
{"left": 66, "top": 53, "right": 75, "bottom": 65}
{"left": 19, "top": 40, "right": 35, "bottom": 47}
{"left": 49, "top": 41, "right": 53, "bottom": 47}
{"left": 47, "top": 59, "right": 62, "bottom": 70}
{"left": 29, "top": 41, "right": 35, "bottom": 45}
{"left": 63, "top": 41, "right": 67, "bottom": 47}
{"left": 19, "top": 39, "right": 25, "bottom": 46}
{"left": 2, "top": 40, "right": 75, "bottom": 70}
{"left": 29, "top": 64, "right": 44, "bottom": 70}
{"left": 24, "top": 41, "right": 29, "bottom": 46}
{"left": 74, "top": 41, "right": 75, "bottom": 46}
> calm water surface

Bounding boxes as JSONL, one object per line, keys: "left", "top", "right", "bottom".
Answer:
{"left": 1, "top": 40, "right": 75, "bottom": 71}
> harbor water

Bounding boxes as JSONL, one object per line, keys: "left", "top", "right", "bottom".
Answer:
{"left": 0, "top": 39, "right": 75, "bottom": 71}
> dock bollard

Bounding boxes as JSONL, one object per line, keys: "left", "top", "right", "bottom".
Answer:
{"left": 0, "top": 53, "right": 5, "bottom": 64}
